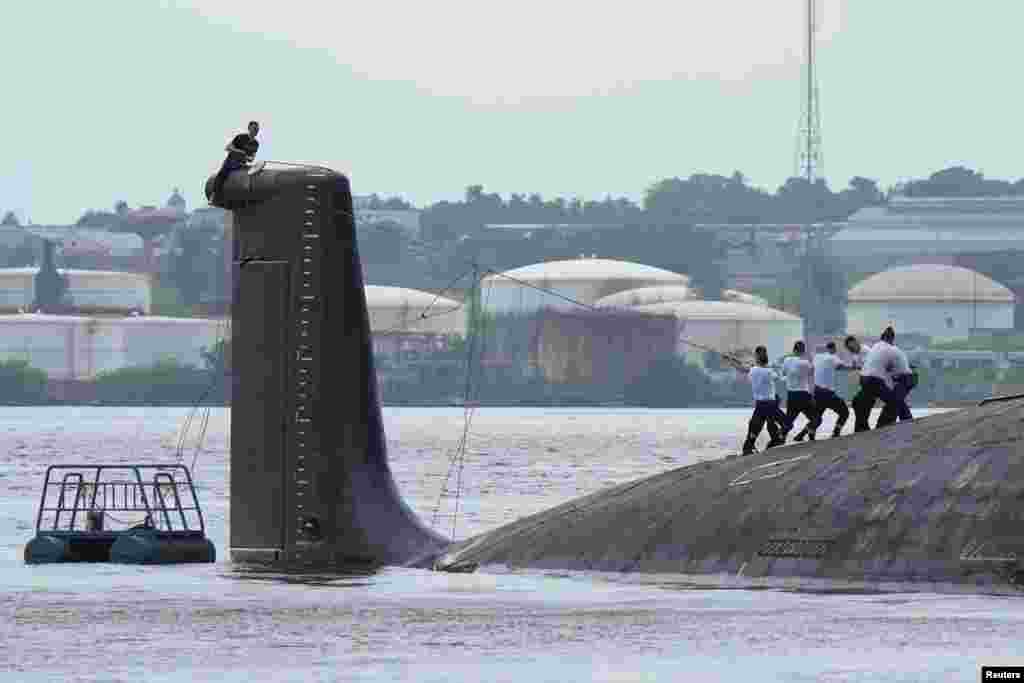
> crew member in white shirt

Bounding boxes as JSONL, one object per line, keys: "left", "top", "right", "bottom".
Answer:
{"left": 849, "top": 328, "right": 899, "bottom": 432}
{"left": 793, "top": 341, "right": 850, "bottom": 441}
{"left": 782, "top": 341, "right": 821, "bottom": 440}
{"left": 738, "top": 345, "right": 792, "bottom": 456}
{"left": 876, "top": 329, "right": 915, "bottom": 428}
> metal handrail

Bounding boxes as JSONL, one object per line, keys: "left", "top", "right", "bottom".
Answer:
{"left": 34, "top": 465, "right": 206, "bottom": 533}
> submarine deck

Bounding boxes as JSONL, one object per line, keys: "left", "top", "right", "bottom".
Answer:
{"left": 435, "top": 399, "right": 1024, "bottom": 589}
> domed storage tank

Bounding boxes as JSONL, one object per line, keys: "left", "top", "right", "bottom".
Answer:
{"left": 481, "top": 258, "right": 688, "bottom": 315}
{"left": 365, "top": 285, "right": 464, "bottom": 354}
{"left": 365, "top": 286, "right": 464, "bottom": 336}
{"left": 594, "top": 285, "right": 767, "bottom": 309}
{"left": 847, "top": 264, "right": 1015, "bottom": 342}
{"left": 0, "top": 268, "right": 151, "bottom": 314}
{"left": 634, "top": 300, "right": 803, "bottom": 365}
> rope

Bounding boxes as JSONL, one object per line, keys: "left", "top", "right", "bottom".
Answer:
{"left": 430, "top": 267, "right": 481, "bottom": 532}
{"left": 175, "top": 316, "right": 230, "bottom": 474}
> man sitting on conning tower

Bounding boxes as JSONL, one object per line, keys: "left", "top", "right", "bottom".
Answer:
{"left": 209, "top": 120, "right": 260, "bottom": 204}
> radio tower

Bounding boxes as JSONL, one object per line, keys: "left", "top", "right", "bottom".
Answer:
{"left": 796, "top": 0, "right": 823, "bottom": 183}
{"left": 795, "top": 0, "right": 835, "bottom": 337}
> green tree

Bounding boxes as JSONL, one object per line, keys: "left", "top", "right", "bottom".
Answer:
{"left": 0, "top": 360, "right": 48, "bottom": 403}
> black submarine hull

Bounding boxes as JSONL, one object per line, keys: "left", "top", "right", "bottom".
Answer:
{"left": 215, "top": 162, "right": 1023, "bottom": 590}
{"left": 434, "top": 401, "right": 1024, "bottom": 589}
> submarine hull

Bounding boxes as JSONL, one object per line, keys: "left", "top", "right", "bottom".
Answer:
{"left": 435, "top": 400, "right": 1024, "bottom": 589}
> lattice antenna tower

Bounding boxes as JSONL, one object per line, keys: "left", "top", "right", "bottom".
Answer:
{"left": 795, "top": 0, "right": 823, "bottom": 184}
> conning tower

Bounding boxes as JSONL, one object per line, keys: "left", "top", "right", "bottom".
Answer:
{"left": 207, "top": 164, "right": 447, "bottom": 567}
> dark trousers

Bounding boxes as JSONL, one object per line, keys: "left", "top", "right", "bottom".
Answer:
{"left": 211, "top": 158, "right": 245, "bottom": 201}
{"left": 851, "top": 376, "right": 895, "bottom": 432}
{"left": 743, "top": 399, "right": 789, "bottom": 454}
{"left": 796, "top": 386, "right": 848, "bottom": 438}
{"left": 876, "top": 374, "right": 914, "bottom": 428}
{"left": 785, "top": 390, "right": 820, "bottom": 437}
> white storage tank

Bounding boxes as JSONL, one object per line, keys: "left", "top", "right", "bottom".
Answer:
{"left": 481, "top": 258, "right": 688, "bottom": 315}
{"left": 0, "top": 314, "right": 226, "bottom": 380}
{"left": 594, "top": 285, "right": 767, "bottom": 309}
{"left": 0, "top": 315, "right": 124, "bottom": 380}
{"left": 847, "top": 265, "right": 1015, "bottom": 342}
{"left": 0, "top": 268, "right": 151, "bottom": 314}
{"left": 633, "top": 300, "right": 804, "bottom": 365}
{"left": 117, "top": 316, "right": 227, "bottom": 370}
{"left": 365, "top": 286, "right": 464, "bottom": 336}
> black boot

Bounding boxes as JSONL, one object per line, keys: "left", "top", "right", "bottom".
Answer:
{"left": 793, "top": 428, "right": 807, "bottom": 442}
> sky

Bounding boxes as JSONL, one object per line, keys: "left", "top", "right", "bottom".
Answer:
{"left": 2, "top": 1, "right": 1023, "bottom": 223}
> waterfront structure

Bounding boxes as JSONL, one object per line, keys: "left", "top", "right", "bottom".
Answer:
{"left": 633, "top": 300, "right": 804, "bottom": 365}
{"left": 530, "top": 308, "right": 677, "bottom": 385}
{"left": 0, "top": 268, "right": 151, "bottom": 314}
{"left": 846, "top": 265, "right": 1015, "bottom": 342}
{"left": 0, "top": 314, "right": 224, "bottom": 380}
{"left": 481, "top": 258, "right": 688, "bottom": 315}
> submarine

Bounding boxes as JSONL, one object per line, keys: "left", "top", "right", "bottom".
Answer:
{"left": 211, "top": 162, "right": 1024, "bottom": 590}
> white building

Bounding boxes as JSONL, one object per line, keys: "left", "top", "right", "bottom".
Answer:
{"left": 632, "top": 300, "right": 804, "bottom": 365}
{"left": 0, "top": 268, "right": 151, "bottom": 314}
{"left": 481, "top": 258, "right": 689, "bottom": 315}
{"left": 829, "top": 196, "right": 1024, "bottom": 271}
{"left": 0, "top": 315, "right": 225, "bottom": 380}
{"left": 846, "top": 264, "right": 1015, "bottom": 342}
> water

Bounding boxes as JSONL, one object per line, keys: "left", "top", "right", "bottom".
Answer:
{"left": 2, "top": 406, "right": 1022, "bottom": 682}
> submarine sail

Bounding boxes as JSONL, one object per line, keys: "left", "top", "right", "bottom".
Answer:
{"left": 208, "top": 164, "right": 447, "bottom": 567}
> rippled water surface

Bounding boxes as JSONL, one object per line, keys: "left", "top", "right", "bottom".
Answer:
{"left": 2, "top": 406, "right": 1022, "bottom": 682}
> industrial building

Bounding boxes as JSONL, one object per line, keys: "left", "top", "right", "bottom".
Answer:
{"left": 0, "top": 314, "right": 225, "bottom": 381}
{"left": 0, "top": 268, "right": 151, "bottom": 314}
{"left": 632, "top": 300, "right": 804, "bottom": 365}
{"left": 481, "top": 258, "right": 688, "bottom": 315}
{"left": 530, "top": 308, "right": 678, "bottom": 385}
{"left": 846, "top": 264, "right": 1015, "bottom": 342}
{"left": 830, "top": 196, "right": 1024, "bottom": 269}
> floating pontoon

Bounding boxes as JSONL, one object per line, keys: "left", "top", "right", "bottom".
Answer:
{"left": 24, "top": 464, "right": 216, "bottom": 564}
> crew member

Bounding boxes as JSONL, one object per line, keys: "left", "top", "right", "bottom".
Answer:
{"left": 738, "top": 346, "right": 791, "bottom": 456}
{"left": 793, "top": 341, "right": 849, "bottom": 440}
{"left": 783, "top": 341, "right": 820, "bottom": 441}
{"left": 876, "top": 328, "right": 915, "bottom": 428}
{"left": 210, "top": 120, "right": 260, "bottom": 203}
{"left": 850, "top": 328, "right": 899, "bottom": 432}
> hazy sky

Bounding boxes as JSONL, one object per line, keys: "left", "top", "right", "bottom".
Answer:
{"left": 3, "top": 1, "right": 1022, "bottom": 223}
